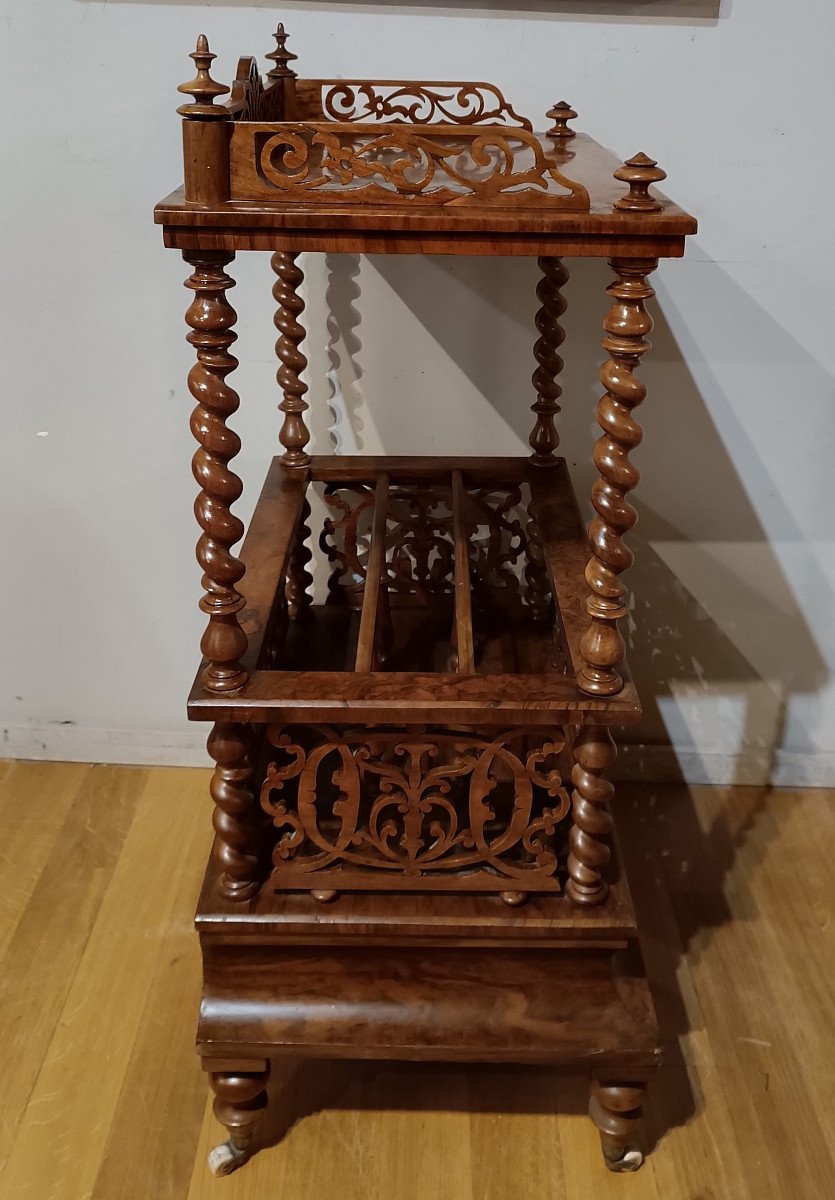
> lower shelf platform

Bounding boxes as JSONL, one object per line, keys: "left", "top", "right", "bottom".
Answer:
{"left": 187, "top": 454, "right": 642, "bottom": 726}
{"left": 196, "top": 853, "right": 638, "bottom": 949}
{"left": 198, "top": 942, "right": 661, "bottom": 1069}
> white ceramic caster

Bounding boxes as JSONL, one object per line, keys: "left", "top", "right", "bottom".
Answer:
{"left": 603, "top": 1146, "right": 644, "bottom": 1173}
{"left": 208, "top": 1140, "right": 249, "bottom": 1176}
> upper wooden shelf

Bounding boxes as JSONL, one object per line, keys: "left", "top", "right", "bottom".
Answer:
{"left": 155, "top": 25, "right": 697, "bottom": 257}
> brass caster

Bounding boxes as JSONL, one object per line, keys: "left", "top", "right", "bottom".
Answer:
{"left": 499, "top": 890, "right": 527, "bottom": 907}
{"left": 207, "top": 1140, "right": 249, "bottom": 1176}
{"left": 603, "top": 1145, "right": 644, "bottom": 1173}
{"left": 311, "top": 888, "right": 339, "bottom": 903}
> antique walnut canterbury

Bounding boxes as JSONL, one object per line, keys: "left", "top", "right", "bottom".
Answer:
{"left": 154, "top": 23, "right": 697, "bottom": 1178}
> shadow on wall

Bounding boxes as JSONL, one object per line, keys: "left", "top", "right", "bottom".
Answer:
{"left": 325, "top": 256, "right": 365, "bottom": 455}
{"left": 324, "top": 249, "right": 828, "bottom": 786}
{"left": 323, "top": 250, "right": 828, "bottom": 1150}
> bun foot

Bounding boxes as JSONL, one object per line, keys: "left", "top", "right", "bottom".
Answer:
{"left": 208, "top": 1140, "right": 250, "bottom": 1176}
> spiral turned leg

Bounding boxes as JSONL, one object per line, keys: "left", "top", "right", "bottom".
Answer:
{"left": 272, "top": 251, "right": 310, "bottom": 469}
{"left": 184, "top": 252, "right": 249, "bottom": 694}
{"left": 286, "top": 497, "right": 314, "bottom": 621}
{"left": 529, "top": 256, "right": 568, "bottom": 465}
{"left": 589, "top": 1080, "right": 646, "bottom": 1172}
{"left": 566, "top": 724, "right": 614, "bottom": 906}
{"left": 578, "top": 257, "right": 657, "bottom": 697}
{"left": 206, "top": 1063, "right": 270, "bottom": 1177}
{"left": 207, "top": 722, "right": 260, "bottom": 902}
{"left": 524, "top": 513, "right": 553, "bottom": 624}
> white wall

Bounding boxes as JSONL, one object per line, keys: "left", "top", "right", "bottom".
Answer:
{"left": 2, "top": 0, "right": 834, "bottom": 784}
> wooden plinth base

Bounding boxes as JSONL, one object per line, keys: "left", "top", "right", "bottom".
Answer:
{"left": 198, "top": 943, "right": 660, "bottom": 1067}
{"left": 197, "top": 863, "right": 661, "bottom": 1176}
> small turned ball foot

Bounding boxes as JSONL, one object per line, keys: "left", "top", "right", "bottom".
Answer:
{"left": 206, "top": 1063, "right": 270, "bottom": 1177}
{"left": 311, "top": 888, "right": 339, "bottom": 903}
{"left": 589, "top": 1080, "right": 646, "bottom": 1173}
{"left": 500, "top": 890, "right": 527, "bottom": 907}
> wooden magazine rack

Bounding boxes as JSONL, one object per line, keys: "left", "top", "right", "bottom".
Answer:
{"left": 154, "top": 21, "right": 697, "bottom": 1178}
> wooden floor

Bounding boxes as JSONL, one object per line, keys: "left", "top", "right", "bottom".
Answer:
{"left": 0, "top": 760, "right": 832, "bottom": 1199}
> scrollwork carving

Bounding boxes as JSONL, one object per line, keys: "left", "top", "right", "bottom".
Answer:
{"left": 319, "top": 482, "right": 535, "bottom": 616}
{"left": 317, "top": 81, "right": 533, "bottom": 130}
{"left": 227, "top": 57, "right": 263, "bottom": 122}
{"left": 467, "top": 487, "right": 526, "bottom": 607}
{"left": 243, "top": 123, "right": 589, "bottom": 210}
{"left": 260, "top": 725, "right": 571, "bottom": 892}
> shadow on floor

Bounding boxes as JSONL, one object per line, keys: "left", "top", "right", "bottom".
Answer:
{"left": 244, "top": 777, "right": 776, "bottom": 1161}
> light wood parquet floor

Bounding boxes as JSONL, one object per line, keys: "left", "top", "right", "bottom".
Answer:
{"left": 0, "top": 759, "right": 831, "bottom": 1199}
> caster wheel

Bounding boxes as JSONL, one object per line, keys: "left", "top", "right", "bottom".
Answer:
{"left": 603, "top": 1146, "right": 643, "bottom": 1173}
{"left": 208, "top": 1140, "right": 249, "bottom": 1177}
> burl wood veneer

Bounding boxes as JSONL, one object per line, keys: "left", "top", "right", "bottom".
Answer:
{"left": 154, "top": 20, "right": 697, "bottom": 1179}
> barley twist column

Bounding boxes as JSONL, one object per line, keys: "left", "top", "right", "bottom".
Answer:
{"left": 272, "top": 251, "right": 310, "bottom": 468}
{"left": 524, "top": 514, "right": 552, "bottom": 623}
{"left": 206, "top": 722, "right": 260, "bottom": 902}
{"left": 529, "top": 256, "right": 568, "bottom": 465}
{"left": 578, "top": 258, "right": 657, "bottom": 695}
{"left": 184, "top": 252, "right": 248, "bottom": 693}
{"left": 566, "top": 724, "right": 615, "bottom": 905}
{"left": 286, "top": 496, "right": 314, "bottom": 620}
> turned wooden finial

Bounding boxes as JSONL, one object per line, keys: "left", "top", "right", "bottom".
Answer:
{"left": 266, "top": 22, "right": 298, "bottom": 81}
{"left": 614, "top": 153, "right": 667, "bottom": 212}
{"left": 545, "top": 101, "right": 578, "bottom": 140}
{"left": 177, "top": 34, "right": 230, "bottom": 117}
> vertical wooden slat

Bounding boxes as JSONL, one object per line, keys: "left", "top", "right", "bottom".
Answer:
{"left": 355, "top": 473, "right": 390, "bottom": 672}
{"left": 451, "top": 470, "right": 475, "bottom": 674}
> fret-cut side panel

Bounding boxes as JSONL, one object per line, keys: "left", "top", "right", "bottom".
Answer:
{"left": 229, "top": 123, "right": 590, "bottom": 210}
{"left": 260, "top": 724, "right": 571, "bottom": 894}
{"left": 296, "top": 79, "right": 533, "bottom": 130}
{"left": 451, "top": 471, "right": 475, "bottom": 673}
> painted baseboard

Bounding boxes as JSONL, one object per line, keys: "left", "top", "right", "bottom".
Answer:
{"left": 614, "top": 742, "right": 835, "bottom": 788}
{"left": 2, "top": 723, "right": 834, "bottom": 786}
{"left": 0, "top": 723, "right": 210, "bottom": 768}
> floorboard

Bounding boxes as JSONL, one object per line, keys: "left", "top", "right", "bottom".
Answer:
{"left": 0, "top": 762, "right": 831, "bottom": 1200}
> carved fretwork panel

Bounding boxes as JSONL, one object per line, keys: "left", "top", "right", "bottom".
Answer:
{"left": 260, "top": 725, "right": 572, "bottom": 893}
{"left": 229, "top": 122, "right": 590, "bottom": 210}
{"left": 304, "top": 80, "right": 533, "bottom": 130}
{"left": 321, "top": 483, "right": 453, "bottom": 606}
{"left": 468, "top": 487, "right": 529, "bottom": 613}
{"left": 257, "top": 83, "right": 287, "bottom": 122}
{"left": 227, "top": 57, "right": 264, "bottom": 121}
{"left": 319, "top": 482, "right": 543, "bottom": 618}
